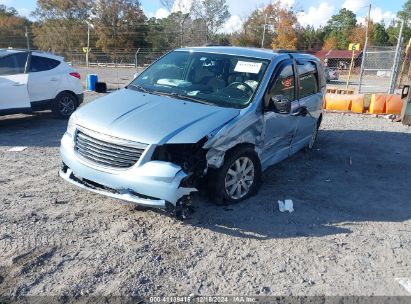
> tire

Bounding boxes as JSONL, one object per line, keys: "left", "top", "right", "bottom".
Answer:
{"left": 52, "top": 92, "right": 78, "bottom": 119}
{"left": 208, "top": 146, "right": 261, "bottom": 205}
{"left": 306, "top": 117, "right": 321, "bottom": 151}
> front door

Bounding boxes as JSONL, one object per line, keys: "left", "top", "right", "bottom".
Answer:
{"left": 292, "top": 60, "right": 322, "bottom": 153}
{"left": 261, "top": 59, "right": 300, "bottom": 168}
{"left": 0, "top": 52, "right": 30, "bottom": 111}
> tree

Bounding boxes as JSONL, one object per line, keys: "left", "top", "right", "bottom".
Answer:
{"left": 387, "top": 1, "right": 411, "bottom": 46}
{"left": 160, "top": 0, "right": 193, "bottom": 47}
{"left": 92, "top": 0, "right": 147, "bottom": 52}
{"left": 230, "top": 9, "right": 267, "bottom": 47}
{"left": 372, "top": 23, "right": 389, "bottom": 46}
{"left": 296, "top": 26, "right": 325, "bottom": 50}
{"left": 32, "top": 0, "right": 92, "bottom": 53}
{"left": 0, "top": 5, "right": 32, "bottom": 49}
{"left": 271, "top": 8, "right": 298, "bottom": 50}
{"left": 398, "top": 0, "right": 411, "bottom": 23}
{"left": 33, "top": 0, "right": 91, "bottom": 20}
{"left": 231, "top": 2, "right": 299, "bottom": 49}
{"left": 0, "top": 4, "right": 18, "bottom": 16}
{"left": 324, "top": 8, "right": 357, "bottom": 49}
{"left": 322, "top": 35, "right": 338, "bottom": 50}
{"left": 348, "top": 21, "right": 375, "bottom": 49}
{"left": 146, "top": 14, "right": 180, "bottom": 50}
{"left": 387, "top": 20, "right": 411, "bottom": 46}
{"left": 193, "top": 0, "right": 230, "bottom": 43}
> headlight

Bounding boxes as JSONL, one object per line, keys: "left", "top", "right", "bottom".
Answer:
{"left": 66, "top": 114, "right": 78, "bottom": 136}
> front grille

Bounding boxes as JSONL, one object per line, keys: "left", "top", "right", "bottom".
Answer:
{"left": 75, "top": 130, "right": 146, "bottom": 169}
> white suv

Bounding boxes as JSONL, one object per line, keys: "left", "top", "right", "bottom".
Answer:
{"left": 0, "top": 49, "right": 83, "bottom": 118}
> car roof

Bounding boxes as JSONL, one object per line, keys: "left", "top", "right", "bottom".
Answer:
{"left": 0, "top": 48, "right": 64, "bottom": 61}
{"left": 176, "top": 46, "right": 319, "bottom": 62}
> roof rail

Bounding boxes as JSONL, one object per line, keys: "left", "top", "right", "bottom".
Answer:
{"left": 202, "top": 43, "right": 231, "bottom": 47}
{"left": 274, "top": 49, "right": 301, "bottom": 53}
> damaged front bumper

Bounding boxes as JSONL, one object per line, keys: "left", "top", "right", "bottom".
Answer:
{"left": 59, "top": 132, "right": 196, "bottom": 208}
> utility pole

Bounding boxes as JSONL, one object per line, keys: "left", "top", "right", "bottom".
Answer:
{"left": 25, "top": 26, "right": 30, "bottom": 50}
{"left": 358, "top": 4, "right": 371, "bottom": 93}
{"left": 261, "top": 12, "right": 268, "bottom": 48}
{"left": 85, "top": 21, "right": 94, "bottom": 68}
{"left": 87, "top": 23, "right": 90, "bottom": 67}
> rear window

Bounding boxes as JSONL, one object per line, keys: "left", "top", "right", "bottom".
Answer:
{"left": 297, "top": 61, "right": 318, "bottom": 99}
{"left": 0, "top": 52, "right": 28, "bottom": 75}
{"left": 29, "top": 56, "right": 60, "bottom": 72}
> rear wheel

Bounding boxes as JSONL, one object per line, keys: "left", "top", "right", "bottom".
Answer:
{"left": 209, "top": 146, "right": 261, "bottom": 205}
{"left": 52, "top": 92, "right": 78, "bottom": 119}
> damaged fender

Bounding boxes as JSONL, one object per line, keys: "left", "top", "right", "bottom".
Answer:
{"left": 204, "top": 110, "right": 265, "bottom": 169}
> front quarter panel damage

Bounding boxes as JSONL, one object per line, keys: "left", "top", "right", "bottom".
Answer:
{"left": 204, "top": 111, "right": 264, "bottom": 168}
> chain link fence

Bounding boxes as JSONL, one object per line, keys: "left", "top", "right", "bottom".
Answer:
{"left": 59, "top": 49, "right": 170, "bottom": 68}
{"left": 320, "top": 52, "right": 362, "bottom": 93}
{"left": 358, "top": 46, "right": 401, "bottom": 94}
{"left": 52, "top": 46, "right": 408, "bottom": 93}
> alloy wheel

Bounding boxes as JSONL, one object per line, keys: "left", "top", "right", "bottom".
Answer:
{"left": 224, "top": 156, "right": 255, "bottom": 200}
{"left": 59, "top": 96, "right": 75, "bottom": 116}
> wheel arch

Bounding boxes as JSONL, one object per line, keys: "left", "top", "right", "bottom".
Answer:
{"left": 55, "top": 90, "right": 79, "bottom": 104}
{"left": 206, "top": 142, "right": 260, "bottom": 170}
{"left": 206, "top": 142, "right": 262, "bottom": 204}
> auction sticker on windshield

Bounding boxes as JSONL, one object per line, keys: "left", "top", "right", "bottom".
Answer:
{"left": 234, "top": 61, "right": 262, "bottom": 74}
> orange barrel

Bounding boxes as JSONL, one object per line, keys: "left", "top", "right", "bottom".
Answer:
{"left": 369, "top": 94, "right": 387, "bottom": 114}
{"left": 350, "top": 94, "right": 365, "bottom": 113}
{"left": 324, "top": 94, "right": 352, "bottom": 111}
{"left": 385, "top": 94, "right": 403, "bottom": 114}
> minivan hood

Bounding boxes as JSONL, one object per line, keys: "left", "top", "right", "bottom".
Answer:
{"left": 75, "top": 89, "right": 240, "bottom": 144}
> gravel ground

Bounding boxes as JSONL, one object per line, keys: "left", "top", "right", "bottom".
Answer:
{"left": 0, "top": 93, "right": 411, "bottom": 298}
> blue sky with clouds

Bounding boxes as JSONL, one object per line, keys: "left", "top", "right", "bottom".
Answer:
{"left": 1, "top": 0, "right": 406, "bottom": 32}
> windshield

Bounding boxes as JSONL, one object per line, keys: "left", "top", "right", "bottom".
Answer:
{"left": 129, "top": 51, "right": 269, "bottom": 108}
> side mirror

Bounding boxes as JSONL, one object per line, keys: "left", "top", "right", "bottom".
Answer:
{"left": 269, "top": 95, "right": 291, "bottom": 114}
{"left": 402, "top": 85, "right": 409, "bottom": 99}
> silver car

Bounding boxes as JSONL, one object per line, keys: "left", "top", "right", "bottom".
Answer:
{"left": 59, "top": 47, "right": 325, "bottom": 217}
{"left": 325, "top": 67, "right": 339, "bottom": 83}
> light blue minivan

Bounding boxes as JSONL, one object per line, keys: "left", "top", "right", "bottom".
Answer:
{"left": 59, "top": 47, "right": 325, "bottom": 217}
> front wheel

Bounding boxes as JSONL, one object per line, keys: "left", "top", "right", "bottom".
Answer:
{"left": 52, "top": 92, "right": 78, "bottom": 119}
{"left": 208, "top": 146, "right": 261, "bottom": 205}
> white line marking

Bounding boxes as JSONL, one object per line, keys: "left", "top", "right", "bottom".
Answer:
{"left": 8, "top": 146, "right": 27, "bottom": 152}
{"left": 395, "top": 277, "right": 411, "bottom": 294}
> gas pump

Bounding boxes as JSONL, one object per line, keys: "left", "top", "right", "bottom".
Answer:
{"left": 401, "top": 85, "right": 411, "bottom": 125}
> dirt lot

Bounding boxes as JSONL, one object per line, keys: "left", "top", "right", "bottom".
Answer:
{"left": 0, "top": 92, "right": 411, "bottom": 298}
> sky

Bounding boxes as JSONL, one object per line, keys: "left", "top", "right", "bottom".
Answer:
{"left": 0, "top": 0, "right": 406, "bottom": 33}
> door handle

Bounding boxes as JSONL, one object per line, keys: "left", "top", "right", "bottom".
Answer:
{"left": 12, "top": 83, "right": 25, "bottom": 86}
{"left": 50, "top": 78, "right": 59, "bottom": 81}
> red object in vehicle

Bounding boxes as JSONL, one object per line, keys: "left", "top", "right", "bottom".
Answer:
{"left": 69, "top": 72, "right": 81, "bottom": 79}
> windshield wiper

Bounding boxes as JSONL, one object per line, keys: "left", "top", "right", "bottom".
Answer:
{"left": 128, "top": 85, "right": 213, "bottom": 105}
{"left": 154, "top": 91, "right": 212, "bottom": 105}
{"left": 128, "top": 84, "right": 151, "bottom": 93}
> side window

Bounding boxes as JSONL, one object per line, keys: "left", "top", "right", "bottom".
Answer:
{"left": 0, "top": 53, "right": 28, "bottom": 76}
{"left": 298, "top": 61, "right": 318, "bottom": 98}
{"left": 29, "top": 56, "right": 60, "bottom": 72}
{"left": 269, "top": 63, "right": 295, "bottom": 101}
